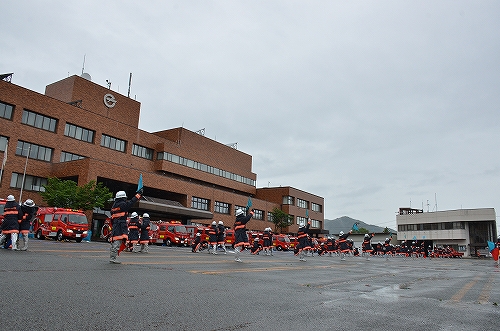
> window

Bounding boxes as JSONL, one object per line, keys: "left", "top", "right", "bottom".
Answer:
{"left": 60, "top": 151, "right": 85, "bottom": 162}
{"left": 311, "top": 202, "right": 322, "bottom": 213}
{"left": 235, "top": 205, "right": 246, "bottom": 215}
{"left": 283, "top": 196, "right": 294, "bottom": 205}
{"left": 296, "top": 216, "right": 307, "bottom": 226}
{"left": 22, "top": 109, "right": 57, "bottom": 132}
{"left": 267, "top": 212, "right": 274, "bottom": 223}
{"left": 297, "top": 198, "right": 308, "bottom": 209}
{"left": 0, "top": 135, "right": 8, "bottom": 152}
{"left": 101, "top": 134, "right": 126, "bottom": 152}
{"left": 253, "top": 209, "right": 263, "bottom": 220}
{"left": 10, "top": 172, "right": 47, "bottom": 192}
{"left": 157, "top": 151, "right": 256, "bottom": 187}
{"left": 214, "top": 201, "right": 230, "bottom": 214}
{"left": 191, "top": 196, "right": 209, "bottom": 211}
{"left": 132, "top": 144, "right": 154, "bottom": 160}
{"left": 310, "top": 219, "right": 319, "bottom": 228}
{"left": 64, "top": 123, "right": 94, "bottom": 143}
{"left": 0, "top": 101, "right": 13, "bottom": 120}
{"left": 16, "top": 141, "right": 52, "bottom": 162}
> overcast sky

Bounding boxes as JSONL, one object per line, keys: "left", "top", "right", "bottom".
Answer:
{"left": 2, "top": 1, "right": 499, "bottom": 231}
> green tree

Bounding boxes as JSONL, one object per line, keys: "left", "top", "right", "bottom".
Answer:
{"left": 352, "top": 227, "right": 369, "bottom": 234}
{"left": 383, "top": 227, "right": 391, "bottom": 234}
{"left": 40, "top": 177, "right": 112, "bottom": 211}
{"left": 270, "top": 208, "right": 293, "bottom": 233}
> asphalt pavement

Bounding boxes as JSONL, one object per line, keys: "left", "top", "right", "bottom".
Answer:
{"left": 0, "top": 239, "right": 499, "bottom": 331}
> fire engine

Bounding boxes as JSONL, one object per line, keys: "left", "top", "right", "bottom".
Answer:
{"left": 273, "top": 234, "right": 291, "bottom": 251}
{"left": 33, "top": 207, "right": 89, "bottom": 242}
{"left": 151, "top": 220, "right": 190, "bottom": 246}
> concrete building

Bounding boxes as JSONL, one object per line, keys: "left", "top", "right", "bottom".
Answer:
{"left": 0, "top": 73, "right": 324, "bottom": 239}
{"left": 396, "top": 207, "right": 497, "bottom": 257}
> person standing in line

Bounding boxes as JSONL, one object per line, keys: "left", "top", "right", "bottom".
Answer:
{"left": 127, "top": 212, "right": 140, "bottom": 252}
{"left": 208, "top": 221, "right": 218, "bottom": 254}
{"left": 0, "top": 195, "right": 22, "bottom": 250}
{"left": 138, "top": 213, "right": 150, "bottom": 253}
{"left": 262, "top": 227, "right": 273, "bottom": 256}
{"left": 216, "top": 220, "right": 227, "bottom": 254}
{"left": 233, "top": 208, "right": 254, "bottom": 262}
{"left": 338, "top": 230, "right": 352, "bottom": 261}
{"left": 362, "top": 233, "right": 375, "bottom": 260}
{"left": 296, "top": 219, "right": 311, "bottom": 262}
{"left": 109, "top": 189, "right": 142, "bottom": 264}
{"left": 18, "top": 199, "right": 38, "bottom": 251}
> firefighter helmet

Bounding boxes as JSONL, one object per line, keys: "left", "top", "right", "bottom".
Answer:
{"left": 339, "top": 231, "right": 344, "bottom": 236}
{"left": 143, "top": 213, "right": 149, "bottom": 218}
{"left": 218, "top": 221, "right": 223, "bottom": 225}
{"left": 235, "top": 209, "right": 244, "bottom": 216}
{"left": 115, "top": 191, "right": 127, "bottom": 199}
{"left": 130, "top": 212, "right": 138, "bottom": 218}
{"left": 7, "top": 194, "right": 14, "bottom": 201}
{"left": 364, "top": 234, "right": 370, "bottom": 238}
{"left": 212, "top": 221, "right": 217, "bottom": 225}
{"left": 23, "top": 199, "right": 35, "bottom": 207}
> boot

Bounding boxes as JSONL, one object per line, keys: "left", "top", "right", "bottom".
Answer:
{"left": 0, "top": 234, "right": 6, "bottom": 247}
{"left": 299, "top": 250, "right": 306, "bottom": 262}
{"left": 143, "top": 244, "right": 149, "bottom": 253}
{"left": 234, "top": 246, "right": 242, "bottom": 262}
{"left": 11, "top": 233, "right": 18, "bottom": 251}
{"left": 212, "top": 245, "right": 218, "bottom": 255}
{"left": 110, "top": 240, "right": 121, "bottom": 263}
{"left": 20, "top": 234, "right": 28, "bottom": 251}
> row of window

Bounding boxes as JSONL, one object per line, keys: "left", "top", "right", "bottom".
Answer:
{"left": 282, "top": 195, "right": 322, "bottom": 212}
{"left": 398, "top": 222, "right": 466, "bottom": 232}
{"left": 158, "top": 151, "right": 255, "bottom": 186}
{"left": 1, "top": 101, "right": 254, "bottom": 186}
{"left": 191, "top": 197, "right": 319, "bottom": 227}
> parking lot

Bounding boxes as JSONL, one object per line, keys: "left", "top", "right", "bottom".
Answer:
{"left": 1, "top": 239, "right": 499, "bottom": 330}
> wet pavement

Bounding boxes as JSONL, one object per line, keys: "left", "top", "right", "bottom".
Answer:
{"left": 1, "top": 240, "right": 499, "bottom": 330}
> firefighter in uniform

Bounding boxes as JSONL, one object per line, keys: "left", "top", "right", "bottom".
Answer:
{"left": 296, "top": 219, "right": 311, "bottom": 261}
{"left": 0, "top": 195, "right": 22, "bottom": 250}
{"left": 262, "top": 227, "right": 273, "bottom": 256}
{"left": 208, "top": 221, "right": 218, "bottom": 254}
{"left": 233, "top": 208, "right": 254, "bottom": 262}
{"left": 109, "top": 190, "right": 142, "bottom": 264}
{"left": 362, "top": 233, "right": 375, "bottom": 260}
{"left": 19, "top": 199, "right": 38, "bottom": 251}
{"left": 338, "top": 230, "right": 352, "bottom": 260}
{"left": 191, "top": 232, "right": 202, "bottom": 252}
{"left": 127, "top": 212, "right": 140, "bottom": 252}
{"left": 138, "top": 213, "right": 150, "bottom": 253}
{"left": 216, "top": 220, "right": 227, "bottom": 254}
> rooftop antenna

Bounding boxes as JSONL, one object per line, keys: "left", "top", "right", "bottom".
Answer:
{"left": 81, "top": 54, "right": 86, "bottom": 75}
{"left": 127, "top": 72, "right": 132, "bottom": 98}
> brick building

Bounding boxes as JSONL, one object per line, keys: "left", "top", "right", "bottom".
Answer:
{"left": 0, "top": 73, "right": 325, "bottom": 239}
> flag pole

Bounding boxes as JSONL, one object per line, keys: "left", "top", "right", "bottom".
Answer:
{"left": 0, "top": 140, "right": 7, "bottom": 186}
{"left": 19, "top": 145, "right": 30, "bottom": 203}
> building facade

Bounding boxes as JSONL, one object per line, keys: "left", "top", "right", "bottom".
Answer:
{"left": 396, "top": 207, "right": 497, "bottom": 257}
{"left": 0, "top": 73, "right": 324, "bottom": 238}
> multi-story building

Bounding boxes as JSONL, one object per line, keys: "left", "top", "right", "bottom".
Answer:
{"left": 396, "top": 207, "right": 497, "bottom": 257}
{"left": 0, "top": 73, "right": 324, "bottom": 239}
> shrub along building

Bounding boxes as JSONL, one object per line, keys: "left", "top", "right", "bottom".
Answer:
{"left": 0, "top": 73, "right": 325, "bottom": 239}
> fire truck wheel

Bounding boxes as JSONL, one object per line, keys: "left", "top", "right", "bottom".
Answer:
{"left": 165, "top": 239, "right": 172, "bottom": 247}
{"left": 56, "top": 231, "right": 64, "bottom": 242}
{"left": 276, "top": 246, "right": 282, "bottom": 251}
{"left": 36, "top": 230, "right": 45, "bottom": 240}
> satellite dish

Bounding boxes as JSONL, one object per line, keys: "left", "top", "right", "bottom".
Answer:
{"left": 81, "top": 72, "right": 92, "bottom": 81}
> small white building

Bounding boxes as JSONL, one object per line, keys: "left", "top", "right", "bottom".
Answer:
{"left": 396, "top": 207, "right": 496, "bottom": 258}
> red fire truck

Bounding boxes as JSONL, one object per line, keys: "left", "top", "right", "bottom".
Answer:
{"left": 273, "top": 234, "right": 291, "bottom": 251}
{"left": 151, "top": 220, "right": 190, "bottom": 246}
{"left": 33, "top": 207, "right": 89, "bottom": 242}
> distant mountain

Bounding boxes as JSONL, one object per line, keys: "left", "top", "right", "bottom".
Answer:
{"left": 324, "top": 216, "right": 396, "bottom": 235}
